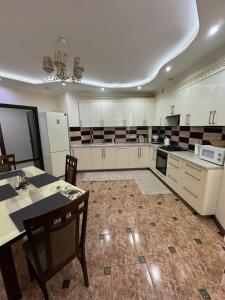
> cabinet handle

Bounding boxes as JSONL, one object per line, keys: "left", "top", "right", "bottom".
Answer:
{"left": 168, "top": 175, "right": 177, "bottom": 183}
{"left": 104, "top": 149, "right": 105, "bottom": 159}
{"left": 185, "top": 114, "right": 188, "bottom": 125}
{"left": 208, "top": 111, "right": 213, "bottom": 125}
{"left": 170, "top": 156, "right": 180, "bottom": 162}
{"left": 101, "top": 149, "right": 104, "bottom": 159}
{"left": 212, "top": 110, "right": 216, "bottom": 125}
{"left": 185, "top": 163, "right": 202, "bottom": 172}
{"left": 185, "top": 171, "right": 200, "bottom": 181}
{"left": 140, "top": 148, "right": 142, "bottom": 157}
{"left": 183, "top": 186, "right": 198, "bottom": 199}
{"left": 168, "top": 162, "right": 179, "bottom": 169}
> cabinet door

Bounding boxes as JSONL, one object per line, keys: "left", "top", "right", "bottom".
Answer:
{"left": 114, "top": 101, "right": 126, "bottom": 127}
{"left": 115, "top": 148, "right": 129, "bottom": 168}
{"left": 103, "top": 147, "right": 116, "bottom": 169}
{"left": 73, "top": 148, "right": 92, "bottom": 170}
{"left": 149, "top": 147, "right": 157, "bottom": 169}
{"left": 134, "top": 101, "right": 146, "bottom": 126}
{"left": 101, "top": 101, "right": 115, "bottom": 127}
{"left": 128, "top": 147, "right": 140, "bottom": 168}
{"left": 139, "top": 147, "right": 149, "bottom": 168}
{"left": 179, "top": 87, "right": 191, "bottom": 126}
{"left": 154, "top": 100, "right": 162, "bottom": 126}
{"left": 89, "top": 102, "right": 102, "bottom": 127}
{"left": 78, "top": 102, "right": 90, "bottom": 127}
{"left": 125, "top": 102, "right": 136, "bottom": 126}
{"left": 145, "top": 101, "right": 155, "bottom": 126}
{"left": 214, "top": 72, "right": 225, "bottom": 125}
{"left": 189, "top": 76, "right": 218, "bottom": 126}
{"left": 91, "top": 148, "right": 104, "bottom": 169}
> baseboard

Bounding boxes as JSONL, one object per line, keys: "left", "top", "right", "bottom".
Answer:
{"left": 213, "top": 216, "right": 225, "bottom": 236}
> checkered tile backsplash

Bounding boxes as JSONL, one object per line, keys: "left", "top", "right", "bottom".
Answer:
{"left": 70, "top": 126, "right": 149, "bottom": 144}
{"left": 153, "top": 126, "right": 225, "bottom": 150}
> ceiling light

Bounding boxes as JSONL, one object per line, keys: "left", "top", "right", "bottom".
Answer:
{"left": 62, "top": 82, "right": 66, "bottom": 86}
{"left": 101, "top": 87, "right": 105, "bottom": 91}
{"left": 42, "top": 37, "right": 84, "bottom": 84}
{"left": 137, "top": 86, "right": 142, "bottom": 90}
{"left": 208, "top": 25, "right": 219, "bottom": 36}
{"left": 165, "top": 66, "right": 171, "bottom": 72}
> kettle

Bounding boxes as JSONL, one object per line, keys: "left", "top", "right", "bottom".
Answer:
{"left": 164, "top": 137, "right": 170, "bottom": 146}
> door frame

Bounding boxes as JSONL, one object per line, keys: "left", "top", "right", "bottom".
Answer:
{"left": 0, "top": 103, "right": 44, "bottom": 169}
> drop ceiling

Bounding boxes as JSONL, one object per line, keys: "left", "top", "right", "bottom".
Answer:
{"left": 0, "top": 0, "right": 225, "bottom": 96}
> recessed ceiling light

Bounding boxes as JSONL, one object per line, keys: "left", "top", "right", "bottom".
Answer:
{"left": 165, "top": 66, "right": 171, "bottom": 72}
{"left": 137, "top": 86, "right": 142, "bottom": 90}
{"left": 101, "top": 87, "right": 105, "bottom": 91}
{"left": 62, "top": 82, "right": 66, "bottom": 86}
{"left": 208, "top": 25, "right": 219, "bottom": 36}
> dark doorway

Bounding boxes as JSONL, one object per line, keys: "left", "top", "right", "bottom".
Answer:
{"left": 0, "top": 104, "right": 44, "bottom": 170}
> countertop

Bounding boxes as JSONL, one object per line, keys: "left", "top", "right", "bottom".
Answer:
{"left": 149, "top": 143, "right": 224, "bottom": 170}
{"left": 71, "top": 142, "right": 150, "bottom": 148}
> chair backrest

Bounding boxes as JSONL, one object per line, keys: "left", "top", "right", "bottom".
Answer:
{"left": 0, "top": 154, "right": 16, "bottom": 173}
{"left": 23, "top": 191, "right": 89, "bottom": 279}
{"left": 65, "top": 155, "right": 78, "bottom": 185}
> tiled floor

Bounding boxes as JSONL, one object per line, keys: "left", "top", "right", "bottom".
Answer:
{"left": 1, "top": 172, "right": 225, "bottom": 299}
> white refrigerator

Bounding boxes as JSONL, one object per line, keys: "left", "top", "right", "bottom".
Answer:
{"left": 38, "top": 112, "right": 70, "bottom": 177}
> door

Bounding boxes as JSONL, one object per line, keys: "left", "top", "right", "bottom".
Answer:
{"left": 129, "top": 147, "right": 140, "bottom": 168}
{"left": 91, "top": 148, "right": 104, "bottom": 169}
{"left": 115, "top": 147, "right": 129, "bottom": 168}
{"left": 27, "top": 110, "right": 44, "bottom": 169}
{"left": 114, "top": 102, "right": 125, "bottom": 126}
{"left": 89, "top": 101, "right": 102, "bottom": 127}
{"left": 139, "top": 146, "right": 149, "bottom": 168}
{"left": 189, "top": 76, "right": 218, "bottom": 126}
{"left": 101, "top": 101, "right": 115, "bottom": 127}
{"left": 78, "top": 102, "right": 90, "bottom": 127}
{"left": 103, "top": 147, "right": 116, "bottom": 169}
{"left": 213, "top": 72, "right": 225, "bottom": 125}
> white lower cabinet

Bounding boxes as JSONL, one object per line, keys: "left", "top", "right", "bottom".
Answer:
{"left": 91, "top": 148, "right": 104, "bottom": 169}
{"left": 129, "top": 146, "right": 149, "bottom": 168}
{"left": 149, "top": 146, "right": 157, "bottom": 169}
{"left": 73, "top": 147, "right": 92, "bottom": 171}
{"left": 104, "top": 147, "right": 116, "bottom": 169}
{"left": 115, "top": 147, "right": 129, "bottom": 169}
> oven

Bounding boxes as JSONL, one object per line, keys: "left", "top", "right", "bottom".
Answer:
{"left": 156, "top": 149, "right": 168, "bottom": 176}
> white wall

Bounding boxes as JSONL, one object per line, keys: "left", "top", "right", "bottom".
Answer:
{"left": 0, "top": 85, "right": 56, "bottom": 112}
{"left": 0, "top": 107, "right": 33, "bottom": 162}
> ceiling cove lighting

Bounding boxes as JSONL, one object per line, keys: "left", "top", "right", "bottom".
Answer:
{"left": 165, "top": 66, "right": 171, "bottom": 72}
{"left": 0, "top": 2, "right": 199, "bottom": 88}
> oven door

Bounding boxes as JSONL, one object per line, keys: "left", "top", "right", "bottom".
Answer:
{"left": 156, "top": 149, "right": 168, "bottom": 176}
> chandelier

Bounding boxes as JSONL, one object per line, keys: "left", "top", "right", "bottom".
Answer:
{"left": 42, "top": 37, "right": 84, "bottom": 83}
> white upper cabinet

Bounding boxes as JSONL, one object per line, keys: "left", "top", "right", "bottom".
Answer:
{"left": 213, "top": 72, "right": 225, "bottom": 125}
{"left": 89, "top": 101, "right": 102, "bottom": 127}
{"left": 177, "top": 87, "right": 191, "bottom": 126}
{"left": 101, "top": 101, "right": 115, "bottom": 127}
{"left": 78, "top": 102, "right": 90, "bottom": 127}
{"left": 125, "top": 101, "right": 137, "bottom": 126}
{"left": 114, "top": 102, "right": 126, "bottom": 127}
{"left": 189, "top": 76, "right": 218, "bottom": 126}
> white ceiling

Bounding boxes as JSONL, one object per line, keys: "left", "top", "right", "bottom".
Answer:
{"left": 0, "top": 0, "right": 225, "bottom": 95}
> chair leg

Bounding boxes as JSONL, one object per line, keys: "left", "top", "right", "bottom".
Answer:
{"left": 78, "top": 250, "right": 89, "bottom": 287}
{"left": 26, "top": 257, "right": 35, "bottom": 282}
{"left": 36, "top": 277, "right": 49, "bottom": 300}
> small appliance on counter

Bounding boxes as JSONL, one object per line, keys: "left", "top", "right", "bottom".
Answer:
{"left": 194, "top": 143, "right": 201, "bottom": 156}
{"left": 199, "top": 145, "right": 225, "bottom": 166}
{"left": 152, "top": 134, "right": 159, "bottom": 144}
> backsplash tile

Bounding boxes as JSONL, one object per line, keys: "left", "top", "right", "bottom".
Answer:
{"left": 153, "top": 126, "right": 225, "bottom": 150}
{"left": 70, "top": 126, "right": 148, "bottom": 144}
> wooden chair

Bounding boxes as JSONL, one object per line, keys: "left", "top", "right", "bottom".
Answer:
{"left": 22, "top": 191, "right": 89, "bottom": 300}
{"left": 65, "top": 155, "right": 78, "bottom": 185}
{"left": 0, "top": 154, "right": 16, "bottom": 173}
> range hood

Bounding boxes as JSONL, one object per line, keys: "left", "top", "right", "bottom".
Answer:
{"left": 166, "top": 114, "right": 180, "bottom": 126}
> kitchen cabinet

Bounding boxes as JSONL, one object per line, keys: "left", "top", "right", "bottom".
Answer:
{"left": 178, "top": 87, "right": 192, "bottom": 126}
{"left": 125, "top": 101, "right": 136, "bottom": 126}
{"left": 149, "top": 146, "right": 157, "bottom": 169}
{"left": 103, "top": 147, "right": 116, "bottom": 169}
{"left": 188, "top": 76, "right": 218, "bottom": 126}
{"left": 115, "top": 147, "right": 129, "bottom": 168}
{"left": 114, "top": 102, "right": 126, "bottom": 126}
{"left": 129, "top": 146, "right": 149, "bottom": 168}
{"left": 91, "top": 148, "right": 104, "bottom": 169}
{"left": 89, "top": 101, "right": 102, "bottom": 127}
{"left": 212, "top": 71, "right": 225, "bottom": 125}
{"left": 78, "top": 102, "right": 90, "bottom": 127}
{"left": 101, "top": 101, "right": 115, "bottom": 127}
{"left": 73, "top": 147, "right": 92, "bottom": 170}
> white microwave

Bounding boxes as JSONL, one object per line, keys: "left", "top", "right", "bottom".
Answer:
{"left": 199, "top": 145, "right": 225, "bottom": 166}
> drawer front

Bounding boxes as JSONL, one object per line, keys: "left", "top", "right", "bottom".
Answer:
{"left": 182, "top": 170, "right": 205, "bottom": 199}
{"left": 166, "top": 174, "right": 180, "bottom": 194}
{"left": 183, "top": 162, "right": 207, "bottom": 179}
{"left": 180, "top": 185, "right": 202, "bottom": 213}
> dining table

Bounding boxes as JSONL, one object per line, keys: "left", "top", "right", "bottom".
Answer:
{"left": 0, "top": 166, "right": 84, "bottom": 300}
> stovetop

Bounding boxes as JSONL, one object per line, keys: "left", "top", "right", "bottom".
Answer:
{"left": 159, "top": 145, "right": 188, "bottom": 152}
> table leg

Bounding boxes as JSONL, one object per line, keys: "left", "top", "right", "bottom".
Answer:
{"left": 0, "top": 244, "right": 22, "bottom": 300}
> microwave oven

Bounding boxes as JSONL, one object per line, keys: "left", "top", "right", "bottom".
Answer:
{"left": 199, "top": 145, "right": 225, "bottom": 166}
